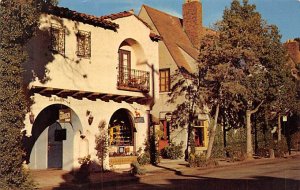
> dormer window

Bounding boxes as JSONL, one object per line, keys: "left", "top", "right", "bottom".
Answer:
{"left": 76, "top": 30, "right": 91, "bottom": 58}
{"left": 50, "top": 24, "right": 65, "bottom": 55}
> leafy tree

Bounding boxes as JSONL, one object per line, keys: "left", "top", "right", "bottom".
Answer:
{"left": 198, "top": 0, "right": 297, "bottom": 159}
{"left": 0, "top": 0, "right": 58, "bottom": 188}
{"left": 0, "top": 0, "right": 40, "bottom": 188}
{"left": 95, "top": 120, "right": 108, "bottom": 171}
{"left": 168, "top": 69, "right": 205, "bottom": 160}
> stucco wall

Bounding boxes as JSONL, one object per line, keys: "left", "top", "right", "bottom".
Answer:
{"left": 24, "top": 14, "right": 159, "bottom": 99}
{"left": 24, "top": 13, "right": 158, "bottom": 171}
{"left": 27, "top": 94, "right": 150, "bottom": 170}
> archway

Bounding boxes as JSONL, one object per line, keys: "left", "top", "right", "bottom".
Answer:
{"left": 24, "top": 104, "right": 83, "bottom": 170}
{"left": 118, "top": 38, "right": 147, "bottom": 69}
{"left": 108, "top": 109, "right": 135, "bottom": 157}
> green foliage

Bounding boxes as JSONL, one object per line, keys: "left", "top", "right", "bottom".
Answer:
{"left": 130, "top": 161, "right": 146, "bottom": 175}
{"left": 137, "top": 143, "right": 151, "bottom": 166}
{"left": 211, "top": 127, "right": 247, "bottom": 161}
{"left": 197, "top": 0, "right": 297, "bottom": 158}
{"left": 161, "top": 141, "right": 184, "bottom": 160}
{"left": 95, "top": 120, "right": 108, "bottom": 171}
{"left": 273, "top": 139, "right": 288, "bottom": 158}
{"left": 137, "top": 152, "right": 151, "bottom": 166}
{"left": 188, "top": 153, "right": 219, "bottom": 168}
{"left": 225, "top": 128, "right": 247, "bottom": 162}
{"left": 74, "top": 155, "right": 91, "bottom": 183}
{"left": 148, "top": 130, "right": 160, "bottom": 165}
{"left": 78, "top": 155, "right": 91, "bottom": 165}
{"left": 44, "top": 0, "right": 59, "bottom": 6}
{"left": 0, "top": 0, "right": 43, "bottom": 188}
{"left": 291, "top": 131, "right": 300, "bottom": 150}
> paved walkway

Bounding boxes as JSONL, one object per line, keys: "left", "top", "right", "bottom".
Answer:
{"left": 31, "top": 153, "right": 299, "bottom": 189}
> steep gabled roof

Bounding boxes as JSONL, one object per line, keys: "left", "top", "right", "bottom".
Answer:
{"left": 142, "top": 5, "right": 197, "bottom": 72}
{"left": 141, "top": 5, "right": 216, "bottom": 73}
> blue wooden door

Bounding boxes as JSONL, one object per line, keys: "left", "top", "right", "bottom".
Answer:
{"left": 48, "top": 122, "right": 63, "bottom": 169}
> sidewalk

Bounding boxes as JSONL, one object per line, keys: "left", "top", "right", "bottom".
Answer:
{"left": 32, "top": 152, "right": 300, "bottom": 189}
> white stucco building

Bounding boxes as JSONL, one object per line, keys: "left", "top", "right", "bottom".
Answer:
{"left": 22, "top": 6, "right": 160, "bottom": 171}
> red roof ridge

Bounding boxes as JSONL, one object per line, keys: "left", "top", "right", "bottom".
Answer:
{"left": 101, "top": 10, "right": 134, "bottom": 20}
{"left": 42, "top": 5, "right": 119, "bottom": 31}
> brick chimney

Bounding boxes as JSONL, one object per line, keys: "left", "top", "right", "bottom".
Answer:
{"left": 284, "top": 40, "right": 300, "bottom": 64}
{"left": 183, "top": 0, "right": 203, "bottom": 49}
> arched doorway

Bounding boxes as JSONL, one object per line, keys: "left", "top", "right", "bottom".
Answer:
{"left": 108, "top": 109, "right": 135, "bottom": 156}
{"left": 25, "top": 104, "right": 83, "bottom": 170}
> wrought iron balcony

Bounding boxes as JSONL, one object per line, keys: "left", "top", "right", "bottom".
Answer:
{"left": 117, "top": 67, "right": 150, "bottom": 92}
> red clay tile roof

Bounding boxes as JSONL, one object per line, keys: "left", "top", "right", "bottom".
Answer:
{"left": 101, "top": 11, "right": 133, "bottom": 20}
{"left": 43, "top": 5, "right": 162, "bottom": 42}
{"left": 42, "top": 5, "right": 119, "bottom": 31}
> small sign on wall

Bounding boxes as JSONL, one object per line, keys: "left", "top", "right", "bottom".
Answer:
{"left": 59, "top": 109, "right": 71, "bottom": 123}
{"left": 134, "top": 117, "right": 145, "bottom": 123}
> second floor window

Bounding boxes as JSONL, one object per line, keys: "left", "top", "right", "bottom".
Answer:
{"left": 50, "top": 24, "right": 65, "bottom": 55}
{"left": 76, "top": 30, "right": 91, "bottom": 58}
{"left": 159, "top": 69, "right": 170, "bottom": 92}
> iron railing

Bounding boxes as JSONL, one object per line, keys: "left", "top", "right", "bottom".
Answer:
{"left": 117, "top": 67, "right": 150, "bottom": 92}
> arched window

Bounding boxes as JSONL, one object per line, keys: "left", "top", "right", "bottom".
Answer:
{"left": 108, "top": 109, "right": 134, "bottom": 156}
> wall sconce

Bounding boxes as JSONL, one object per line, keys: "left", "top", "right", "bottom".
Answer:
{"left": 29, "top": 112, "right": 35, "bottom": 124}
{"left": 88, "top": 115, "right": 94, "bottom": 125}
{"left": 79, "top": 130, "right": 86, "bottom": 139}
{"left": 86, "top": 110, "right": 91, "bottom": 117}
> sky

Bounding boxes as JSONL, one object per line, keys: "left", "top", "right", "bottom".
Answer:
{"left": 59, "top": 0, "right": 300, "bottom": 42}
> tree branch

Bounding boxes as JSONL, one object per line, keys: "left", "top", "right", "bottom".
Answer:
{"left": 249, "top": 100, "right": 264, "bottom": 114}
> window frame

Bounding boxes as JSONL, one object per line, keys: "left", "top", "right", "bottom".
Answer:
{"left": 159, "top": 68, "right": 170, "bottom": 92}
{"left": 194, "top": 126, "right": 205, "bottom": 147}
{"left": 50, "top": 24, "right": 65, "bottom": 55}
{"left": 76, "top": 30, "right": 91, "bottom": 58}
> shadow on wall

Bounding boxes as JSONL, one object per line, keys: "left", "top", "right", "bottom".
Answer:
{"left": 22, "top": 104, "right": 64, "bottom": 164}
{"left": 23, "top": 15, "right": 88, "bottom": 88}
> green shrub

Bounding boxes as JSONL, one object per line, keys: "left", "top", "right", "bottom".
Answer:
{"left": 130, "top": 161, "right": 146, "bottom": 175}
{"left": 95, "top": 120, "right": 108, "bottom": 171}
{"left": 188, "top": 153, "right": 219, "bottom": 168}
{"left": 161, "top": 141, "right": 184, "bottom": 160}
{"left": 273, "top": 139, "right": 288, "bottom": 158}
{"left": 74, "top": 155, "right": 91, "bottom": 183}
{"left": 291, "top": 131, "right": 300, "bottom": 150}
{"left": 137, "top": 152, "right": 151, "bottom": 166}
{"left": 224, "top": 146, "right": 246, "bottom": 162}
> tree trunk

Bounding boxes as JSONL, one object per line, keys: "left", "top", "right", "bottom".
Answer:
{"left": 206, "top": 104, "right": 220, "bottom": 160}
{"left": 277, "top": 115, "right": 281, "bottom": 141}
{"left": 185, "top": 123, "right": 192, "bottom": 161}
{"left": 246, "top": 110, "right": 253, "bottom": 159}
{"left": 246, "top": 101, "right": 264, "bottom": 159}
{"left": 254, "top": 115, "right": 258, "bottom": 155}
